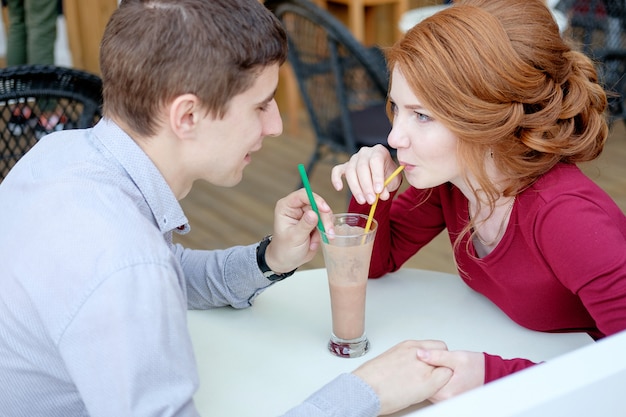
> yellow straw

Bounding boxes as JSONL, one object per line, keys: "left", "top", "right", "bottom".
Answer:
{"left": 363, "top": 165, "right": 405, "bottom": 235}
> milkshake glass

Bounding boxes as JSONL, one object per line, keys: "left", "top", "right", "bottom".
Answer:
{"left": 320, "top": 213, "right": 377, "bottom": 358}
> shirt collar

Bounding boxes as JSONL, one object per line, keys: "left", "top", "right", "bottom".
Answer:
{"left": 92, "top": 118, "right": 190, "bottom": 235}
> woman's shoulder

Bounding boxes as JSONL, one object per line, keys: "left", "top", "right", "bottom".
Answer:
{"left": 528, "top": 163, "right": 607, "bottom": 200}
{"left": 522, "top": 163, "right": 624, "bottom": 222}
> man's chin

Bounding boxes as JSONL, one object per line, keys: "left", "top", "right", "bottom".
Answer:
{"left": 212, "top": 172, "right": 244, "bottom": 188}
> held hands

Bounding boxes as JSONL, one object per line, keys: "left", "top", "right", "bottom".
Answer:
{"left": 417, "top": 348, "right": 485, "bottom": 402}
{"left": 331, "top": 145, "right": 400, "bottom": 205}
{"left": 265, "top": 189, "right": 334, "bottom": 274}
{"left": 352, "top": 340, "right": 453, "bottom": 415}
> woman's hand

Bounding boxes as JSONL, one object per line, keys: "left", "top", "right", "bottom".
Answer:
{"left": 353, "top": 340, "right": 452, "bottom": 415}
{"left": 331, "top": 144, "right": 400, "bottom": 205}
{"left": 417, "top": 348, "right": 485, "bottom": 402}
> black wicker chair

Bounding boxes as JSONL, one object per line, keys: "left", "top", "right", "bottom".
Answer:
{"left": 557, "top": 0, "right": 626, "bottom": 124}
{"left": 0, "top": 65, "right": 103, "bottom": 180}
{"left": 266, "top": 0, "right": 392, "bottom": 187}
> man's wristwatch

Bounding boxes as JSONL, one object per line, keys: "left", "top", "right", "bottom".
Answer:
{"left": 256, "top": 235, "right": 297, "bottom": 282}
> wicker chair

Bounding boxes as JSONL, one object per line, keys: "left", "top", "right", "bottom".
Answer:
{"left": 0, "top": 65, "right": 103, "bottom": 181}
{"left": 266, "top": 0, "right": 392, "bottom": 187}
{"left": 557, "top": 0, "right": 626, "bottom": 124}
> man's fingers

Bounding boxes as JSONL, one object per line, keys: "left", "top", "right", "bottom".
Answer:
{"left": 412, "top": 340, "right": 448, "bottom": 351}
{"left": 417, "top": 348, "right": 455, "bottom": 367}
{"left": 427, "top": 366, "right": 454, "bottom": 394}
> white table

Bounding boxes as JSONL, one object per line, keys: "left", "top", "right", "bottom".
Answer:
{"left": 399, "top": 3, "right": 569, "bottom": 34}
{"left": 188, "top": 268, "right": 592, "bottom": 416}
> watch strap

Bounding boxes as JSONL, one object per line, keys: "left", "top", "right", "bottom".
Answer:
{"left": 256, "top": 235, "right": 297, "bottom": 282}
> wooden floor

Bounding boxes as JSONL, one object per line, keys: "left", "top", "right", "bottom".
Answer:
{"left": 174, "top": 116, "right": 626, "bottom": 274}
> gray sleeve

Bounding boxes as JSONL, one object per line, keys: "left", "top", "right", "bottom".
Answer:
{"left": 279, "top": 373, "right": 380, "bottom": 417}
{"left": 174, "top": 242, "right": 276, "bottom": 309}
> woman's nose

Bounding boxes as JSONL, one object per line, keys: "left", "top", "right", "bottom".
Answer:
{"left": 386, "top": 120, "right": 408, "bottom": 150}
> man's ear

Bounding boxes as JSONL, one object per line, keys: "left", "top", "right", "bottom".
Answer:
{"left": 169, "top": 93, "right": 204, "bottom": 138}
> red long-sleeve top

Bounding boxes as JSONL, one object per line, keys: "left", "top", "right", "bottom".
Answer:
{"left": 349, "top": 163, "right": 626, "bottom": 382}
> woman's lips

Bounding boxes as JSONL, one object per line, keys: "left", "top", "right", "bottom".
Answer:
{"left": 398, "top": 161, "right": 415, "bottom": 171}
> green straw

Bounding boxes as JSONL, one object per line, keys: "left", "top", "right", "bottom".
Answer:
{"left": 298, "top": 164, "right": 328, "bottom": 243}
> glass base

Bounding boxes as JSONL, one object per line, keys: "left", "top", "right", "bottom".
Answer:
{"left": 328, "top": 333, "right": 370, "bottom": 358}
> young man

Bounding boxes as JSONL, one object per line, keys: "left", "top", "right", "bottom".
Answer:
{"left": 0, "top": 1, "right": 451, "bottom": 416}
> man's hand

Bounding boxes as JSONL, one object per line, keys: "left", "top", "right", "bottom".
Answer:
{"left": 353, "top": 340, "right": 453, "bottom": 415}
{"left": 265, "top": 189, "right": 334, "bottom": 273}
{"left": 417, "top": 348, "right": 485, "bottom": 402}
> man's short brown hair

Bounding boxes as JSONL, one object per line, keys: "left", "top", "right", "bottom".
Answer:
{"left": 100, "top": 0, "right": 287, "bottom": 137}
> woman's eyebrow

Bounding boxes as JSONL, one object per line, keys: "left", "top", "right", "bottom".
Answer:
{"left": 403, "top": 103, "right": 427, "bottom": 111}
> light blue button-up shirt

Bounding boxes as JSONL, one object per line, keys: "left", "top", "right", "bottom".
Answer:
{"left": 0, "top": 119, "right": 379, "bottom": 417}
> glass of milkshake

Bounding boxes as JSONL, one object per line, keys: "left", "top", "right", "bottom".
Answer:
{"left": 320, "top": 213, "right": 377, "bottom": 358}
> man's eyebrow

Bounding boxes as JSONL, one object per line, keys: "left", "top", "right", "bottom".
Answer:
{"left": 258, "top": 88, "right": 278, "bottom": 106}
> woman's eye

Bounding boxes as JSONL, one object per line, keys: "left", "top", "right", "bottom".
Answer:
{"left": 416, "top": 112, "right": 432, "bottom": 122}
